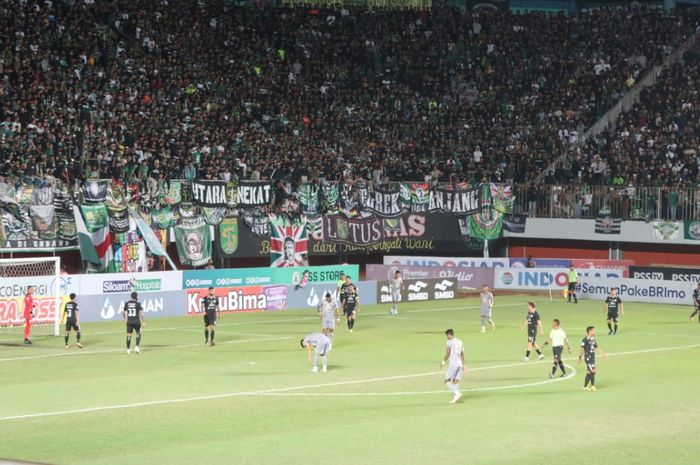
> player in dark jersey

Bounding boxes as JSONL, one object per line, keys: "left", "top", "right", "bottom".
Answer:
{"left": 520, "top": 301, "right": 545, "bottom": 361}
{"left": 63, "top": 293, "right": 83, "bottom": 349}
{"left": 604, "top": 288, "right": 624, "bottom": 335}
{"left": 578, "top": 326, "right": 606, "bottom": 392}
{"left": 689, "top": 283, "right": 700, "bottom": 323}
{"left": 343, "top": 284, "right": 360, "bottom": 333}
{"left": 121, "top": 292, "right": 144, "bottom": 354}
{"left": 202, "top": 287, "right": 221, "bottom": 346}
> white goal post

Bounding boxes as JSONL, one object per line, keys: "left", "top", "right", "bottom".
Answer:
{"left": 0, "top": 257, "right": 62, "bottom": 337}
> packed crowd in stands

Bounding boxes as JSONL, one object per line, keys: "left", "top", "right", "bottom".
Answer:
{"left": 543, "top": 49, "right": 700, "bottom": 220}
{"left": 0, "top": 0, "right": 697, "bottom": 197}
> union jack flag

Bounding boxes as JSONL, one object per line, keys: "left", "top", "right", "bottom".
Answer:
{"left": 269, "top": 214, "right": 309, "bottom": 268}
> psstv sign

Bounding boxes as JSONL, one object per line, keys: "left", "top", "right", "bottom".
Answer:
{"left": 377, "top": 278, "right": 457, "bottom": 303}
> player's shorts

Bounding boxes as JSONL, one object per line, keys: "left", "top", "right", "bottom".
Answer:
{"left": 585, "top": 358, "right": 596, "bottom": 372}
{"left": 568, "top": 282, "right": 577, "bottom": 292}
{"left": 445, "top": 365, "right": 463, "bottom": 381}
{"left": 322, "top": 318, "right": 335, "bottom": 330}
{"left": 607, "top": 312, "right": 619, "bottom": 322}
{"left": 527, "top": 330, "right": 537, "bottom": 343}
{"left": 126, "top": 322, "right": 141, "bottom": 334}
{"left": 344, "top": 307, "right": 356, "bottom": 317}
{"left": 552, "top": 345, "right": 563, "bottom": 361}
{"left": 391, "top": 291, "right": 401, "bottom": 302}
{"left": 480, "top": 308, "right": 492, "bottom": 319}
{"left": 204, "top": 312, "right": 217, "bottom": 326}
{"left": 315, "top": 341, "right": 331, "bottom": 357}
{"left": 65, "top": 319, "right": 79, "bottom": 332}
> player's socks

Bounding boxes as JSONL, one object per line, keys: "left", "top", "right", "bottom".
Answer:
{"left": 210, "top": 330, "right": 215, "bottom": 342}
{"left": 607, "top": 322, "right": 612, "bottom": 332}
{"left": 525, "top": 350, "right": 531, "bottom": 358}
{"left": 488, "top": 319, "right": 495, "bottom": 330}
{"left": 349, "top": 319, "right": 355, "bottom": 330}
{"left": 205, "top": 329, "right": 209, "bottom": 343}
{"left": 535, "top": 349, "right": 542, "bottom": 355}
{"left": 347, "top": 320, "right": 352, "bottom": 330}
{"left": 551, "top": 364, "right": 557, "bottom": 376}
{"left": 76, "top": 331, "right": 81, "bottom": 343}
{"left": 126, "top": 335, "right": 132, "bottom": 349}
{"left": 558, "top": 361, "right": 566, "bottom": 374}
{"left": 64, "top": 334, "right": 69, "bottom": 345}
{"left": 614, "top": 324, "right": 618, "bottom": 335}
{"left": 136, "top": 333, "right": 141, "bottom": 347}
{"left": 590, "top": 373, "right": 595, "bottom": 386}
{"left": 584, "top": 373, "right": 591, "bottom": 387}
{"left": 446, "top": 382, "right": 457, "bottom": 394}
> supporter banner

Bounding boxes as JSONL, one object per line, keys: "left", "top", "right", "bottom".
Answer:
{"left": 385, "top": 256, "right": 510, "bottom": 269}
{"left": 629, "top": 266, "right": 700, "bottom": 282}
{"left": 182, "top": 265, "right": 359, "bottom": 289}
{"left": 269, "top": 214, "right": 309, "bottom": 267}
{"left": 83, "top": 179, "right": 108, "bottom": 203}
{"left": 503, "top": 214, "right": 526, "bottom": 233}
{"left": 76, "top": 290, "right": 185, "bottom": 323}
{"left": 237, "top": 181, "right": 272, "bottom": 208}
{"left": 322, "top": 215, "right": 385, "bottom": 246}
{"left": 298, "top": 184, "right": 320, "bottom": 216}
{"left": 376, "top": 277, "right": 458, "bottom": 304}
{"left": 400, "top": 182, "right": 430, "bottom": 213}
{"left": 191, "top": 180, "right": 228, "bottom": 207}
{"left": 494, "top": 267, "right": 625, "bottom": 290}
{"left": 430, "top": 187, "right": 481, "bottom": 214}
{"left": 80, "top": 204, "right": 109, "bottom": 232}
{"left": 469, "top": 209, "right": 503, "bottom": 240}
{"left": 359, "top": 186, "right": 402, "bottom": 218}
{"left": 174, "top": 217, "right": 212, "bottom": 267}
{"left": 286, "top": 281, "right": 378, "bottom": 310}
{"left": 594, "top": 215, "right": 621, "bottom": 234}
{"left": 684, "top": 220, "right": 700, "bottom": 240}
{"left": 652, "top": 221, "right": 681, "bottom": 240}
{"left": 577, "top": 277, "right": 693, "bottom": 305}
{"left": 217, "top": 217, "right": 239, "bottom": 256}
{"left": 489, "top": 184, "right": 514, "bottom": 214}
{"left": 219, "top": 213, "right": 468, "bottom": 258}
{"left": 185, "top": 285, "right": 288, "bottom": 314}
{"left": 366, "top": 264, "right": 493, "bottom": 289}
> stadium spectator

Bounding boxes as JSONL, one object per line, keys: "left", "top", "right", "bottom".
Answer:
{"left": 0, "top": 0, "right": 695, "bottom": 199}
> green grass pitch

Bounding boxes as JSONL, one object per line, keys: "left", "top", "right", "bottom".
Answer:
{"left": 1, "top": 295, "right": 699, "bottom": 465}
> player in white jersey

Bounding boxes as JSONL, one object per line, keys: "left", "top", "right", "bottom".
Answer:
{"left": 543, "top": 319, "right": 572, "bottom": 378}
{"left": 317, "top": 292, "right": 340, "bottom": 347}
{"left": 479, "top": 285, "right": 495, "bottom": 333}
{"left": 440, "top": 328, "right": 466, "bottom": 404}
{"left": 390, "top": 270, "right": 404, "bottom": 316}
{"left": 300, "top": 332, "right": 332, "bottom": 373}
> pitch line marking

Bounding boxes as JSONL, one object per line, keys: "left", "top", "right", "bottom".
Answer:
{"left": 1, "top": 344, "right": 697, "bottom": 422}
{"left": 254, "top": 365, "right": 578, "bottom": 397}
{"left": 0, "top": 336, "right": 292, "bottom": 363}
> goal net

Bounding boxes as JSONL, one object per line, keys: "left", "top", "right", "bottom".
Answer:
{"left": 0, "top": 257, "right": 61, "bottom": 338}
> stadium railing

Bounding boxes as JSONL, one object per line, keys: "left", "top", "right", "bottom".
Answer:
{"left": 512, "top": 184, "right": 700, "bottom": 221}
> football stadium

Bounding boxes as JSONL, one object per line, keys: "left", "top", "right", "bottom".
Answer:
{"left": 1, "top": 1, "right": 700, "bottom": 464}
